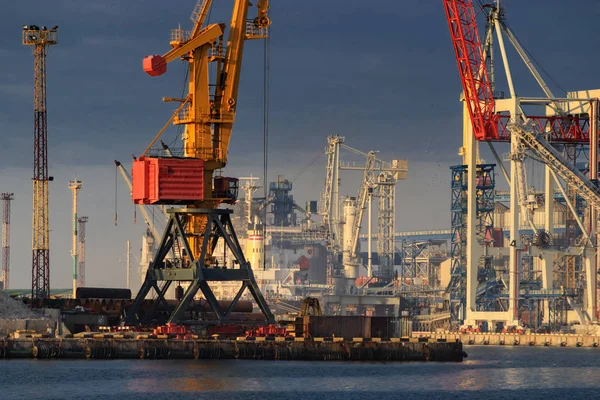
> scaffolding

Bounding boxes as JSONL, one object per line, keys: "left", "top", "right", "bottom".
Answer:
{"left": 449, "top": 164, "right": 495, "bottom": 321}
{"left": 269, "top": 176, "right": 295, "bottom": 227}
{"left": 400, "top": 240, "right": 448, "bottom": 286}
{"left": 377, "top": 172, "right": 396, "bottom": 281}
{"left": 450, "top": 165, "right": 468, "bottom": 321}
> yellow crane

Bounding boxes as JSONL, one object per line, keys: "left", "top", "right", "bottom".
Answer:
{"left": 137, "top": 0, "right": 270, "bottom": 254}
{"left": 126, "top": 0, "right": 274, "bottom": 326}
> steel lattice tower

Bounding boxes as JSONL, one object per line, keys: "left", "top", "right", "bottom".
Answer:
{"left": 77, "top": 216, "right": 88, "bottom": 288}
{"left": 376, "top": 172, "right": 396, "bottom": 281}
{"left": 1, "top": 193, "right": 14, "bottom": 290}
{"left": 23, "top": 25, "right": 58, "bottom": 300}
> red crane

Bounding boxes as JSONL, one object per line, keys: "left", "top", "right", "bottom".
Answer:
{"left": 443, "top": 0, "right": 599, "bottom": 322}
{"left": 443, "top": 0, "right": 592, "bottom": 144}
{"left": 442, "top": 0, "right": 497, "bottom": 141}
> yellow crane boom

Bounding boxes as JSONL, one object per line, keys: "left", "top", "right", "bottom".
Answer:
{"left": 126, "top": 1, "right": 275, "bottom": 326}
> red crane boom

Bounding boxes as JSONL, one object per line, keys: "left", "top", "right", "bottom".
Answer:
{"left": 443, "top": 0, "right": 498, "bottom": 140}
{"left": 443, "top": 0, "right": 594, "bottom": 144}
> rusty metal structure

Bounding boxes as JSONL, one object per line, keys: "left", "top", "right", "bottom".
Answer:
{"left": 22, "top": 25, "right": 58, "bottom": 300}
{"left": 1, "top": 193, "right": 14, "bottom": 290}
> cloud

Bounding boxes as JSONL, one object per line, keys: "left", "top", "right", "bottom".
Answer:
{"left": 79, "top": 36, "right": 138, "bottom": 49}
{"left": 0, "top": 83, "right": 30, "bottom": 98}
{"left": 55, "top": 0, "right": 128, "bottom": 16}
{"left": 1, "top": 0, "right": 599, "bottom": 290}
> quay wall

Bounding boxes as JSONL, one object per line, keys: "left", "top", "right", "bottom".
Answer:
{"left": 412, "top": 331, "right": 600, "bottom": 347}
{"left": 0, "top": 337, "right": 464, "bottom": 362}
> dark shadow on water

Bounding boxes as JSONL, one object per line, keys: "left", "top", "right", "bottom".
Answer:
{"left": 80, "top": 389, "right": 600, "bottom": 400}
{"left": 2, "top": 347, "right": 600, "bottom": 399}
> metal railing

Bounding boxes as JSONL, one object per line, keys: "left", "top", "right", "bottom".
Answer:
{"left": 208, "top": 45, "right": 226, "bottom": 60}
{"left": 246, "top": 21, "right": 268, "bottom": 39}
{"left": 173, "top": 105, "right": 235, "bottom": 125}
{"left": 170, "top": 29, "right": 190, "bottom": 43}
{"left": 173, "top": 105, "right": 192, "bottom": 124}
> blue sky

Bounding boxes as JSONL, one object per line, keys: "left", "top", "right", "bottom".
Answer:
{"left": 0, "top": 0, "right": 599, "bottom": 289}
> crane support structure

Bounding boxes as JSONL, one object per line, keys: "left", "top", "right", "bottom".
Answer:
{"left": 1, "top": 193, "right": 14, "bottom": 290}
{"left": 127, "top": 1, "right": 274, "bottom": 326}
{"left": 23, "top": 25, "right": 58, "bottom": 300}
{"left": 350, "top": 152, "right": 376, "bottom": 258}
{"left": 513, "top": 123, "right": 600, "bottom": 211}
{"left": 321, "top": 136, "right": 344, "bottom": 253}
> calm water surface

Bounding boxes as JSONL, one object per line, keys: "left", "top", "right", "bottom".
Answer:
{"left": 1, "top": 346, "right": 599, "bottom": 399}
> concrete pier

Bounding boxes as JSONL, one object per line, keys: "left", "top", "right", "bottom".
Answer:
{"left": 412, "top": 332, "right": 600, "bottom": 348}
{"left": 0, "top": 337, "right": 465, "bottom": 362}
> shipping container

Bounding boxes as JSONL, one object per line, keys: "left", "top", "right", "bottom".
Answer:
{"left": 143, "top": 54, "right": 167, "bottom": 76}
{"left": 297, "top": 316, "right": 399, "bottom": 340}
{"left": 76, "top": 287, "right": 131, "bottom": 300}
{"left": 370, "top": 317, "right": 396, "bottom": 339}
{"left": 302, "top": 316, "right": 370, "bottom": 339}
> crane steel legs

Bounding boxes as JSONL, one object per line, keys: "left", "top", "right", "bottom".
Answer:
{"left": 124, "top": 208, "right": 275, "bottom": 326}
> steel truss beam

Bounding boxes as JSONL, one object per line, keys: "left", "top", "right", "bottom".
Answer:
{"left": 377, "top": 172, "right": 395, "bottom": 281}
{"left": 449, "top": 164, "right": 496, "bottom": 321}
{"left": 512, "top": 123, "right": 600, "bottom": 210}
{"left": 124, "top": 208, "right": 275, "bottom": 326}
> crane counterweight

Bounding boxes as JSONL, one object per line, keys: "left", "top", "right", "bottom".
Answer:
{"left": 143, "top": 55, "right": 167, "bottom": 76}
{"left": 132, "top": 157, "right": 205, "bottom": 205}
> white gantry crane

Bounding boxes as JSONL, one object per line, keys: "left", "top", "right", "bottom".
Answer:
{"left": 320, "top": 135, "right": 408, "bottom": 293}
{"left": 444, "top": 0, "right": 600, "bottom": 327}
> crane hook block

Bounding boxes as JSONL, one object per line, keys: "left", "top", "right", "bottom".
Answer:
{"left": 143, "top": 54, "right": 167, "bottom": 77}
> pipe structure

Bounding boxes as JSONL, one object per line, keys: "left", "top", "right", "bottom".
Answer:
{"left": 367, "top": 191, "right": 372, "bottom": 278}
{"left": 589, "top": 99, "right": 599, "bottom": 320}
{"left": 77, "top": 216, "right": 88, "bottom": 287}
{"left": 333, "top": 140, "right": 341, "bottom": 246}
{"left": 1, "top": 193, "right": 14, "bottom": 289}
{"left": 68, "top": 180, "right": 82, "bottom": 298}
{"left": 126, "top": 240, "right": 131, "bottom": 290}
{"left": 342, "top": 197, "right": 358, "bottom": 282}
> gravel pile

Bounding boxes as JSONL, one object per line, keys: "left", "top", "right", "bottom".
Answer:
{"left": 0, "top": 291, "right": 41, "bottom": 319}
